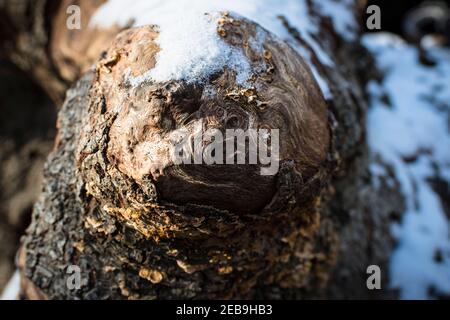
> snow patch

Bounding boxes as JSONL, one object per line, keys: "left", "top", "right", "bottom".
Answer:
{"left": 90, "top": 0, "right": 342, "bottom": 98}
{"left": 364, "top": 32, "right": 450, "bottom": 299}
{"left": 314, "top": 0, "right": 358, "bottom": 40}
{"left": 0, "top": 270, "right": 20, "bottom": 300}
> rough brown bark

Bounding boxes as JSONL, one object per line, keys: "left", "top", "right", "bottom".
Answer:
{"left": 8, "top": 0, "right": 402, "bottom": 299}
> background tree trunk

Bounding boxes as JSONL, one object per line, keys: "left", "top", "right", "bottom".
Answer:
{"left": 0, "top": 60, "right": 56, "bottom": 291}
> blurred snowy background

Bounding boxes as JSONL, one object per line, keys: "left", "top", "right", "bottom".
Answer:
{"left": 364, "top": 0, "right": 450, "bottom": 299}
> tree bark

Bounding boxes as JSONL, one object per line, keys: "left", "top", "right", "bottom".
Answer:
{"left": 6, "top": 0, "right": 403, "bottom": 299}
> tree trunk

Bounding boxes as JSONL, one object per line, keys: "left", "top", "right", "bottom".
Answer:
{"left": 0, "top": 60, "right": 56, "bottom": 291}
{"left": 5, "top": 0, "right": 403, "bottom": 299}
{"left": 0, "top": 0, "right": 120, "bottom": 105}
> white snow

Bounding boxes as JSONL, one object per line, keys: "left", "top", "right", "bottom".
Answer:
{"left": 364, "top": 32, "right": 450, "bottom": 299}
{"left": 123, "top": 11, "right": 253, "bottom": 87}
{"left": 0, "top": 270, "right": 20, "bottom": 300}
{"left": 313, "top": 0, "right": 358, "bottom": 40}
{"left": 90, "top": 0, "right": 358, "bottom": 99}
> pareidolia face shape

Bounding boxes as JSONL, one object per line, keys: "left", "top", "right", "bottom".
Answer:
{"left": 106, "top": 77, "right": 279, "bottom": 214}
{"left": 82, "top": 14, "right": 330, "bottom": 214}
